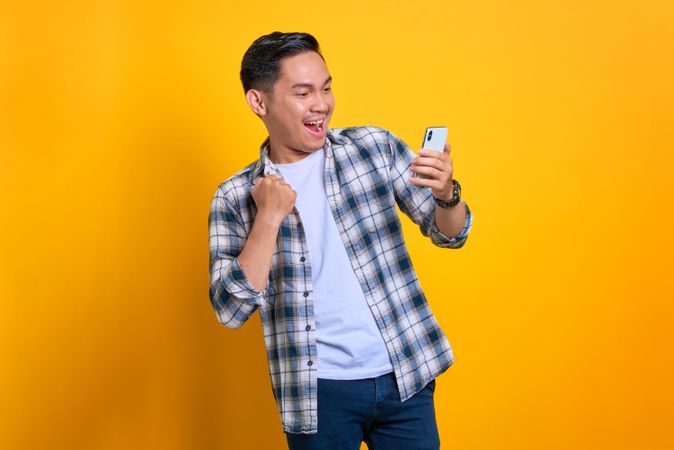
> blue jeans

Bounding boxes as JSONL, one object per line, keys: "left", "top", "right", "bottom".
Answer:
{"left": 285, "top": 371, "right": 440, "bottom": 450}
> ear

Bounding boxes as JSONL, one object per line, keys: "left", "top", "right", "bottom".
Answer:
{"left": 245, "top": 89, "right": 268, "bottom": 116}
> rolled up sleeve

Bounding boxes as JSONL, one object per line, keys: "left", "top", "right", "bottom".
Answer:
{"left": 208, "top": 187, "right": 265, "bottom": 329}
{"left": 427, "top": 202, "right": 473, "bottom": 248}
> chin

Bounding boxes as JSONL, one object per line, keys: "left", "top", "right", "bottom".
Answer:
{"left": 300, "top": 135, "right": 325, "bottom": 151}
{"left": 309, "top": 139, "right": 326, "bottom": 150}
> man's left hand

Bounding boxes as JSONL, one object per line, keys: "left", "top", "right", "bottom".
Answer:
{"left": 409, "top": 142, "right": 454, "bottom": 200}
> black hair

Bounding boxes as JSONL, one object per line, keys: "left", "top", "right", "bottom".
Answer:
{"left": 240, "top": 31, "right": 324, "bottom": 95}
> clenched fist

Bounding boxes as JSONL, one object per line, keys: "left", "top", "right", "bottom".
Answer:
{"left": 251, "top": 175, "right": 297, "bottom": 226}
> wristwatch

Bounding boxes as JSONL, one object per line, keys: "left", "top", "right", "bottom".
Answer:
{"left": 433, "top": 179, "right": 461, "bottom": 208}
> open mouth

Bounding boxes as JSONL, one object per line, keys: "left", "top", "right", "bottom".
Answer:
{"left": 303, "top": 118, "right": 326, "bottom": 138}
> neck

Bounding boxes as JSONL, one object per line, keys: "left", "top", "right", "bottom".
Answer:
{"left": 268, "top": 138, "right": 313, "bottom": 164}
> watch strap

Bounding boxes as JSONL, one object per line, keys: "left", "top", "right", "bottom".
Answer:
{"left": 433, "top": 179, "right": 461, "bottom": 208}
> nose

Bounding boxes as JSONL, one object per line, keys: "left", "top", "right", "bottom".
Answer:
{"left": 311, "top": 92, "right": 329, "bottom": 113}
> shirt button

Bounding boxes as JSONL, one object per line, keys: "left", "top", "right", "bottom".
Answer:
{"left": 307, "top": 360, "right": 313, "bottom": 366}
{"left": 303, "top": 291, "right": 309, "bottom": 297}
{"left": 305, "top": 325, "right": 311, "bottom": 331}
{"left": 300, "top": 256, "right": 306, "bottom": 262}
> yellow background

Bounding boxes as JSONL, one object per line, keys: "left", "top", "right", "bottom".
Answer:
{"left": 1, "top": 0, "right": 673, "bottom": 449}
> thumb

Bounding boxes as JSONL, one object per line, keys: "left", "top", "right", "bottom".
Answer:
{"left": 443, "top": 142, "right": 451, "bottom": 154}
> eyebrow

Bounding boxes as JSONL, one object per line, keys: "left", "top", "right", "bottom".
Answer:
{"left": 291, "top": 76, "right": 332, "bottom": 89}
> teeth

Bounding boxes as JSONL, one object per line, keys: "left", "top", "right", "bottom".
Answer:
{"left": 305, "top": 120, "right": 324, "bottom": 125}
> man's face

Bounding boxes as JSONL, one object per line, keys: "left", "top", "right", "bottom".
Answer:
{"left": 262, "top": 51, "right": 334, "bottom": 160}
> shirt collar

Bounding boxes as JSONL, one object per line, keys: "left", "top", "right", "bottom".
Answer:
{"left": 249, "top": 128, "right": 348, "bottom": 183}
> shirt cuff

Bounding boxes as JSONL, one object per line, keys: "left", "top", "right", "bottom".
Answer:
{"left": 429, "top": 202, "right": 473, "bottom": 248}
{"left": 217, "top": 257, "right": 266, "bottom": 306}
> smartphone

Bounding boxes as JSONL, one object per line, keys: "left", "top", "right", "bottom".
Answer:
{"left": 413, "top": 126, "right": 448, "bottom": 179}
{"left": 421, "top": 126, "right": 448, "bottom": 152}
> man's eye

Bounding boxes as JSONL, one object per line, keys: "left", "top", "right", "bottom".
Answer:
{"left": 324, "top": 87, "right": 331, "bottom": 92}
{"left": 296, "top": 92, "right": 308, "bottom": 97}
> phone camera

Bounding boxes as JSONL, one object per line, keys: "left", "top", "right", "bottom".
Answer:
{"left": 427, "top": 130, "right": 433, "bottom": 141}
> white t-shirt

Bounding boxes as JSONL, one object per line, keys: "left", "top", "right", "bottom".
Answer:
{"left": 276, "top": 148, "right": 394, "bottom": 379}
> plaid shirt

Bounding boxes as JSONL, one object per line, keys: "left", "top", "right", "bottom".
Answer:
{"left": 208, "top": 126, "right": 473, "bottom": 434}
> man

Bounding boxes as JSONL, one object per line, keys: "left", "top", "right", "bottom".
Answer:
{"left": 208, "top": 31, "right": 473, "bottom": 450}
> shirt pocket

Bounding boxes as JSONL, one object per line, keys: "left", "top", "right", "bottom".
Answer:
{"left": 358, "top": 187, "right": 396, "bottom": 235}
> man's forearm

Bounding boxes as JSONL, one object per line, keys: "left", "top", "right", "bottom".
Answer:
{"left": 238, "top": 214, "right": 280, "bottom": 292}
{"left": 435, "top": 200, "right": 467, "bottom": 238}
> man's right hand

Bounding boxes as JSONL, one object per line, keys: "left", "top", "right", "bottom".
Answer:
{"left": 237, "top": 175, "right": 295, "bottom": 292}
{"left": 251, "top": 175, "right": 297, "bottom": 225}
